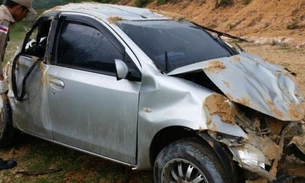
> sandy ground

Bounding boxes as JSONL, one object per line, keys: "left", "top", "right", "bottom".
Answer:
{"left": 117, "top": 0, "right": 305, "bottom": 47}
{"left": 241, "top": 43, "right": 305, "bottom": 94}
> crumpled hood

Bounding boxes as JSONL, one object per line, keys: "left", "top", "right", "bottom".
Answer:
{"left": 168, "top": 53, "right": 304, "bottom": 121}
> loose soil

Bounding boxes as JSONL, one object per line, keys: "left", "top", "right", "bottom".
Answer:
{"left": 118, "top": 0, "right": 305, "bottom": 48}
{"left": 1, "top": 0, "right": 305, "bottom": 182}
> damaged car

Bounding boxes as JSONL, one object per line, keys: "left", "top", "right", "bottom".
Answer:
{"left": 0, "top": 2, "right": 305, "bottom": 183}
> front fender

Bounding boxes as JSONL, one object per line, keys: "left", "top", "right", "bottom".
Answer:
{"left": 203, "top": 93, "right": 247, "bottom": 137}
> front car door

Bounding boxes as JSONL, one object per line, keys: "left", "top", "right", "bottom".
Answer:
{"left": 47, "top": 14, "right": 141, "bottom": 164}
{"left": 9, "top": 15, "right": 55, "bottom": 139}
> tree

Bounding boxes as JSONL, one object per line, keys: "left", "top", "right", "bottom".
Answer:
{"left": 31, "top": 0, "right": 114, "bottom": 10}
{"left": 32, "top": 0, "right": 63, "bottom": 9}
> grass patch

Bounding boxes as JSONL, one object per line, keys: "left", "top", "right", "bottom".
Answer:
{"left": 3, "top": 21, "right": 31, "bottom": 64}
{"left": 286, "top": 19, "right": 299, "bottom": 30}
{"left": 275, "top": 46, "right": 291, "bottom": 51}
{"left": 157, "top": 0, "right": 168, "bottom": 5}
{"left": 0, "top": 134, "right": 153, "bottom": 182}
{"left": 227, "top": 23, "right": 236, "bottom": 30}
{"left": 215, "top": 0, "right": 233, "bottom": 8}
{"left": 242, "top": 0, "right": 251, "bottom": 4}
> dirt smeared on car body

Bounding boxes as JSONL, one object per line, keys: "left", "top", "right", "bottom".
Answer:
{"left": 169, "top": 52, "right": 305, "bottom": 182}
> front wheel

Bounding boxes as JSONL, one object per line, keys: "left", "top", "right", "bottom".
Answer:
{"left": 153, "top": 138, "right": 230, "bottom": 183}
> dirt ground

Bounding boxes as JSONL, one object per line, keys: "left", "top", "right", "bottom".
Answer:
{"left": 119, "top": 0, "right": 305, "bottom": 48}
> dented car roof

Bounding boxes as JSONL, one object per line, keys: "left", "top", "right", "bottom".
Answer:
{"left": 45, "top": 2, "right": 167, "bottom": 21}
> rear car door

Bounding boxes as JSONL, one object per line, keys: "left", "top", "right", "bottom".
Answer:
{"left": 47, "top": 14, "right": 141, "bottom": 164}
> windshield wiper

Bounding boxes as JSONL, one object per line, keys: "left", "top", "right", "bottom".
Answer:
{"left": 190, "top": 21, "right": 248, "bottom": 42}
{"left": 191, "top": 21, "right": 247, "bottom": 54}
{"left": 214, "top": 36, "right": 238, "bottom": 55}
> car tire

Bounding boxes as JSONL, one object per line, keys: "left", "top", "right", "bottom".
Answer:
{"left": 0, "top": 99, "right": 18, "bottom": 147}
{"left": 153, "top": 138, "right": 230, "bottom": 183}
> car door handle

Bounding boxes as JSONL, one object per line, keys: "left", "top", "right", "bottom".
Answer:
{"left": 49, "top": 78, "right": 65, "bottom": 90}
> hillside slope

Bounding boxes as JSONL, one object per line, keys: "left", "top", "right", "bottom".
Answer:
{"left": 118, "top": 0, "right": 305, "bottom": 47}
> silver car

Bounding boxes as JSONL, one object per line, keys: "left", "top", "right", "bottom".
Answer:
{"left": 1, "top": 3, "right": 304, "bottom": 183}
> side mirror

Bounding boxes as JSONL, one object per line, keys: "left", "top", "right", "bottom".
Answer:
{"left": 114, "top": 59, "right": 129, "bottom": 80}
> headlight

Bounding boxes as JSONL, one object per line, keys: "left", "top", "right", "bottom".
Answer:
{"left": 230, "top": 143, "right": 270, "bottom": 168}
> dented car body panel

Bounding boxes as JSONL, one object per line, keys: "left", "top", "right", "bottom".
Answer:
{"left": 169, "top": 52, "right": 304, "bottom": 121}
{"left": 4, "top": 3, "right": 305, "bottom": 182}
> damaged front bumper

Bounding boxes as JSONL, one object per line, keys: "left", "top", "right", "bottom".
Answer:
{"left": 201, "top": 91, "right": 305, "bottom": 182}
{"left": 208, "top": 117, "right": 304, "bottom": 182}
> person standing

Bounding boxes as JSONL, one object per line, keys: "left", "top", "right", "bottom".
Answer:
{"left": 0, "top": 0, "right": 36, "bottom": 170}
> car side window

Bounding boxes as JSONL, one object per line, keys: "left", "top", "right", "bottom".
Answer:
{"left": 56, "top": 21, "right": 123, "bottom": 74}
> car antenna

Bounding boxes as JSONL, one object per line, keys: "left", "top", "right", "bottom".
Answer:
{"left": 165, "top": 51, "right": 169, "bottom": 72}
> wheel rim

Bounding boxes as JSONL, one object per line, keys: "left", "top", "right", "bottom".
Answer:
{"left": 161, "top": 158, "right": 209, "bottom": 183}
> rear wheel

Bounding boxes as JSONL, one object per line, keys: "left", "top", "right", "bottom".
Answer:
{"left": 154, "top": 138, "right": 230, "bottom": 183}
{"left": 0, "top": 99, "right": 18, "bottom": 147}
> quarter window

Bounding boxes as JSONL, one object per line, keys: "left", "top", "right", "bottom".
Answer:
{"left": 56, "top": 21, "right": 122, "bottom": 74}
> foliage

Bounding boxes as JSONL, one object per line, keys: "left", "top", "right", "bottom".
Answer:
{"left": 62, "top": 0, "right": 84, "bottom": 4}
{"left": 135, "top": 0, "right": 152, "bottom": 7}
{"left": 99, "top": 0, "right": 112, "bottom": 2}
{"left": 32, "top": 0, "right": 62, "bottom": 9}
{"left": 62, "top": 0, "right": 113, "bottom": 3}
{"left": 32, "top": 0, "right": 113, "bottom": 9}
{"left": 215, "top": 0, "right": 233, "bottom": 8}
{"left": 286, "top": 19, "right": 299, "bottom": 30}
{"left": 242, "top": 0, "right": 251, "bottom": 4}
{"left": 227, "top": 23, "right": 236, "bottom": 30}
{"left": 157, "top": 0, "right": 167, "bottom": 5}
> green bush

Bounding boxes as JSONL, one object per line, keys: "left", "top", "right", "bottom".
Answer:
{"left": 96, "top": 0, "right": 113, "bottom": 3}
{"left": 158, "top": 0, "right": 168, "bottom": 5}
{"left": 286, "top": 20, "right": 299, "bottom": 30}
{"left": 135, "top": 0, "right": 152, "bottom": 7}
{"left": 215, "top": 0, "right": 233, "bottom": 8}
{"left": 227, "top": 23, "right": 236, "bottom": 30}
{"left": 242, "top": 0, "right": 251, "bottom": 4}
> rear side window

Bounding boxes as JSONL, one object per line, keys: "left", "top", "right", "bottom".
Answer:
{"left": 56, "top": 21, "right": 122, "bottom": 74}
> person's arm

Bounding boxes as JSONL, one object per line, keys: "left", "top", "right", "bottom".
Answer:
{"left": 0, "top": 19, "right": 10, "bottom": 80}
{"left": 0, "top": 20, "right": 10, "bottom": 100}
